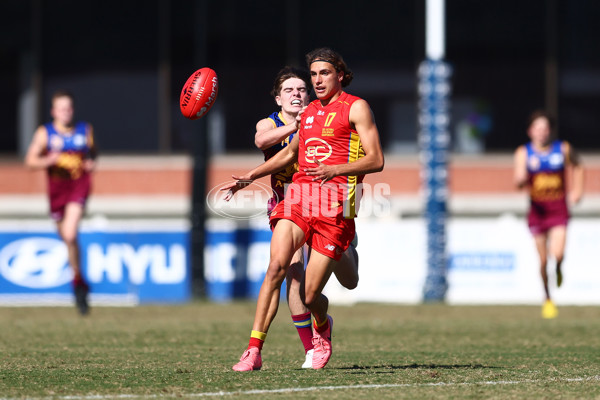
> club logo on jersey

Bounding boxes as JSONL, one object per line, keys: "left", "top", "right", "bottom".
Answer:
{"left": 49, "top": 135, "right": 65, "bottom": 151}
{"left": 527, "top": 155, "right": 540, "bottom": 171}
{"left": 549, "top": 153, "right": 564, "bottom": 168}
{"left": 73, "top": 134, "right": 86, "bottom": 148}
{"left": 304, "top": 137, "right": 332, "bottom": 163}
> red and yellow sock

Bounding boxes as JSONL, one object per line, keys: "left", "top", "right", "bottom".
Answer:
{"left": 314, "top": 316, "right": 329, "bottom": 333}
{"left": 249, "top": 330, "right": 266, "bottom": 350}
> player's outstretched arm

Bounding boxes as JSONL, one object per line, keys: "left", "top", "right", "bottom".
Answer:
{"left": 513, "top": 145, "right": 528, "bottom": 189}
{"left": 304, "top": 99, "right": 384, "bottom": 183}
{"left": 223, "top": 134, "right": 300, "bottom": 200}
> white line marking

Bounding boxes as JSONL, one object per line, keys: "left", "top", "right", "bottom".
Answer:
{"left": 3, "top": 375, "right": 599, "bottom": 400}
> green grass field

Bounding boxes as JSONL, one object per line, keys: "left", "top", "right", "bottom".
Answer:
{"left": 1, "top": 302, "right": 599, "bottom": 399}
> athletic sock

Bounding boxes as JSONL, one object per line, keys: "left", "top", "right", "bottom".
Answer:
{"left": 314, "top": 316, "right": 329, "bottom": 333}
{"left": 72, "top": 276, "right": 86, "bottom": 287}
{"left": 249, "top": 330, "right": 266, "bottom": 350}
{"left": 292, "top": 312, "right": 314, "bottom": 353}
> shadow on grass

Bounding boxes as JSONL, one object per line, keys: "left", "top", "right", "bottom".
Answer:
{"left": 338, "top": 363, "right": 501, "bottom": 372}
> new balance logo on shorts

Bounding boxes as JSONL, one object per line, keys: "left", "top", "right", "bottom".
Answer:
{"left": 325, "top": 244, "right": 336, "bottom": 251}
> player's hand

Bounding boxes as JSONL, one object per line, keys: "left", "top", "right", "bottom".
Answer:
{"left": 569, "top": 191, "right": 582, "bottom": 206}
{"left": 45, "top": 152, "right": 60, "bottom": 167}
{"left": 295, "top": 106, "right": 307, "bottom": 129}
{"left": 83, "top": 158, "right": 96, "bottom": 172}
{"left": 221, "top": 175, "right": 253, "bottom": 201}
{"left": 304, "top": 159, "right": 337, "bottom": 185}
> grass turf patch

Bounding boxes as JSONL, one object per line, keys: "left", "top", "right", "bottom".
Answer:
{"left": 0, "top": 302, "right": 599, "bottom": 399}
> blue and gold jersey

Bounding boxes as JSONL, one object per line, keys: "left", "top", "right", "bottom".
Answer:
{"left": 261, "top": 112, "right": 299, "bottom": 211}
{"left": 46, "top": 121, "right": 93, "bottom": 180}
{"left": 526, "top": 139, "right": 566, "bottom": 203}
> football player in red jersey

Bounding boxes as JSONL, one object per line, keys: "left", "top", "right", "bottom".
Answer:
{"left": 254, "top": 66, "right": 360, "bottom": 368}
{"left": 25, "top": 90, "right": 97, "bottom": 315}
{"left": 227, "top": 48, "right": 383, "bottom": 371}
{"left": 514, "top": 110, "right": 584, "bottom": 319}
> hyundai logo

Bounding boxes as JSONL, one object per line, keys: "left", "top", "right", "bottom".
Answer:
{"left": 0, "top": 237, "right": 72, "bottom": 289}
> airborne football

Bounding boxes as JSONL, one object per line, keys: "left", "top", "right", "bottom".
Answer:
{"left": 180, "top": 67, "right": 218, "bottom": 120}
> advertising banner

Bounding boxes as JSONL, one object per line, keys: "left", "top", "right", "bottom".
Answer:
{"left": 0, "top": 221, "right": 190, "bottom": 305}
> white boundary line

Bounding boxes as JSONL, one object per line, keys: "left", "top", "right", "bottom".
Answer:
{"left": 2, "top": 375, "right": 598, "bottom": 400}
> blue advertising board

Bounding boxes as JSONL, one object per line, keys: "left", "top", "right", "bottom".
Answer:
{"left": 203, "top": 219, "right": 278, "bottom": 302}
{"left": 0, "top": 226, "right": 190, "bottom": 305}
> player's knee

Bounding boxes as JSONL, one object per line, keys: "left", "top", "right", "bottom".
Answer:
{"left": 553, "top": 252, "right": 564, "bottom": 263}
{"left": 61, "top": 233, "right": 78, "bottom": 247}
{"left": 265, "top": 260, "right": 287, "bottom": 284}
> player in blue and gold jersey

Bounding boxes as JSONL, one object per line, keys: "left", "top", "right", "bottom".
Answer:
{"left": 514, "top": 110, "right": 584, "bottom": 319}
{"left": 25, "top": 90, "right": 97, "bottom": 315}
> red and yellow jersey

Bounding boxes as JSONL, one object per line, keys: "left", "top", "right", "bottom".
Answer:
{"left": 295, "top": 91, "right": 365, "bottom": 217}
{"left": 46, "top": 121, "right": 93, "bottom": 180}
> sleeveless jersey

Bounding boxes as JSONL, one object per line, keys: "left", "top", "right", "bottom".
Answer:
{"left": 295, "top": 91, "right": 365, "bottom": 218}
{"left": 526, "top": 139, "right": 566, "bottom": 204}
{"left": 46, "top": 121, "right": 93, "bottom": 180}
{"left": 261, "top": 112, "right": 298, "bottom": 210}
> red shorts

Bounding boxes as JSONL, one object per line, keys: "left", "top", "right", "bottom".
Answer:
{"left": 48, "top": 174, "right": 91, "bottom": 221}
{"left": 528, "top": 200, "right": 569, "bottom": 235}
{"left": 269, "top": 196, "right": 355, "bottom": 261}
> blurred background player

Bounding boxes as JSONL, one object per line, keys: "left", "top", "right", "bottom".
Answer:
{"left": 254, "top": 66, "right": 359, "bottom": 368}
{"left": 513, "top": 110, "right": 584, "bottom": 319}
{"left": 25, "top": 90, "right": 97, "bottom": 315}
{"left": 228, "top": 47, "right": 383, "bottom": 371}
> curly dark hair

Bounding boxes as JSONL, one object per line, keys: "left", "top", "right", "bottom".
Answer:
{"left": 305, "top": 47, "right": 353, "bottom": 87}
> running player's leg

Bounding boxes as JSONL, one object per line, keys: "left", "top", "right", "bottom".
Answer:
{"left": 234, "top": 219, "right": 305, "bottom": 371}
{"left": 303, "top": 249, "right": 336, "bottom": 369}
{"left": 286, "top": 247, "right": 306, "bottom": 313}
{"left": 333, "top": 237, "right": 358, "bottom": 290}
{"left": 56, "top": 202, "right": 89, "bottom": 315}
{"left": 534, "top": 232, "right": 558, "bottom": 318}
{"left": 533, "top": 233, "right": 549, "bottom": 300}
{"left": 253, "top": 219, "right": 305, "bottom": 334}
{"left": 285, "top": 246, "right": 314, "bottom": 367}
{"left": 303, "top": 249, "right": 336, "bottom": 321}
{"left": 56, "top": 202, "right": 84, "bottom": 280}
{"left": 548, "top": 225, "right": 567, "bottom": 287}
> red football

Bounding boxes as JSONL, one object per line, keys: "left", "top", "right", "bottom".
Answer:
{"left": 180, "top": 67, "right": 219, "bottom": 120}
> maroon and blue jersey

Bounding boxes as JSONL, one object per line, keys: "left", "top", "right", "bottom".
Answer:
{"left": 261, "top": 112, "right": 298, "bottom": 213}
{"left": 46, "top": 121, "right": 93, "bottom": 180}
{"left": 44, "top": 121, "right": 94, "bottom": 220}
{"left": 525, "top": 139, "right": 569, "bottom": 233}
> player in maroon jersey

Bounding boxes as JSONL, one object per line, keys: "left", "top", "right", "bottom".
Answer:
{"left": 25, "top": 90, "right": 97, "bottom": 315}
{"left": 227, "top": 48, "right": 384, "bottom": 370}
{"left": 514, "top": 110, "right": 584, "bottom": 318}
